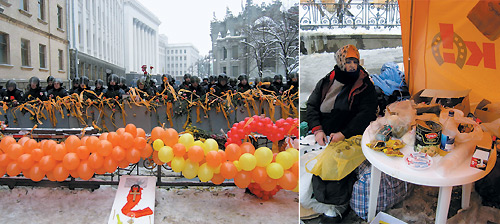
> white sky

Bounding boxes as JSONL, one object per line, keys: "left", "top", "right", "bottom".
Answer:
{"left": 137, "top": 0, "right": 296, "bottom": 56}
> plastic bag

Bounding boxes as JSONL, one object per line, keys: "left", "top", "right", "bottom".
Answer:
{"left": 384, "top": 100, "right": 416, "bottom": 138}
{"left": 439, "top": 108, "right": 483, "bottom": 143}
{"left": 305, "top": 135, "right": 365, "bottom": 181}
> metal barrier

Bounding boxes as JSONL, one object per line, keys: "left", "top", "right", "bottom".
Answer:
{"left": 300, "top": 0, "right": 400, "bottom": 30}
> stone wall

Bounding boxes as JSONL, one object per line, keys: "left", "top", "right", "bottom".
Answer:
{"left": 300, "top": 34, "right": 402, "bottom": 54}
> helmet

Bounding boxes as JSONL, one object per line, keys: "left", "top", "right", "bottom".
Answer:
{"left": 274, "top": 74, "right": 283, "bottom": 82}
{"left": 108, "top": 74, "right": 120, "bottom": 85}
{"left": 184, "top": 73, "right": 192, "bottom": 81}
{"left": 29, "top": 76, "right": 40, "bottom": 88}
{"left": 218, "top": 73, "right": 228, "bottom": 83}
{"left": 80, "top": 76, "right": 89, "bottom": 87}
{"left": 53, "top": 78, "right": 63, "bottom": 85}
{"left": 167, "top": 75, "right": 175, "bottom": 84}
{"left": 191, "top": 76, "right": 200, "bottom": 84}
{"left": 229, "top": 78, "right": 237, "bottom": 86}
{"left": 209, "top": 75, "right": 216, "bottom": 82}
{"left": 161, "top": 74, "right": 168, "bottom": 83}
{"left": 288, "top": 72, "right": 298, "bottom": 80}
{"left": 47, "top": 76, "right": 55, "bottom": 83}
{"left": 119, "top": 76, "right": 127, "bottom": 85}
{"left": 263, "top": 76, "right": 272, "bottom": 83}
{"left": 72, "top": 77, "right": 80, "bottom": 86}
{"left": 137, "top": 77, "right": 146, "bottom": 87}
{"left": 254, "top": 77, "right": 261, "bottom": 84}
{"left": 202, "top": 77, "right": 208, "bottom": 82}
{"left": 95, "top": 79, "right": 104, "bottom": 87}
{"left": 6, "top": 80, "right": 17, "bottom": 89}
{"left": 238, "top": 74, "right": 248, "bottom": 81}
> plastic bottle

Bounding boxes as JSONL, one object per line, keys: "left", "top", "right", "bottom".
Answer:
{"left": 440, "top": 111, "right": 458, "bottom": 156}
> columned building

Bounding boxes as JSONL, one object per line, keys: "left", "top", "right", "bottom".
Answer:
{"left": 164, "top": 43, "right": 200, "bottom": 79}
{"left": 0, "top": 0, "right": 69, "bottom": 86}
{"left": 158, "top": 34, "right": 168, "bottom": 74}
{"left": 124, "top": 0, "right": 160, "bottom": 74}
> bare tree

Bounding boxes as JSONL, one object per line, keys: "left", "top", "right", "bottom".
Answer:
{"left": 272, "top": 6, "right": 299, "bottom": 78}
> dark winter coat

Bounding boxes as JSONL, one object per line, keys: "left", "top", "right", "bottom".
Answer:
{"left": 23, "top": 87, "right": 47, "bottom": 102}
{"left": 103, "top": 85, "right": 125, "bottom": 99}
{"left": 237, "top": 83, "right": 252, "bottom": 93}
{"left": 306, "top": 66, "right": 377, "bottom": 138}
{"left": 179, "top": 81, "right": 190, "bottom": 92}
{"left": 189, "top": 85, "right": 206, "bottom": 99}
{"left": 93, "top": 87, "right": 106, "bottom": 97}
{"left": 213, "top": 83, "right": 232, "bottom": 96}
{"left": 284, "top": 81, "right": 299, "bottom": 95}
{"left": 44, "top": 85, "right": 54, "bottom": 93}
{"left": 2, "top": 89, "right": 23, "bottom": 102}
{"left": 261, "top": 85, "right": 279, "bottom": 95}
{"left": 47, "top": 87, "right": 68, "bottom": 99}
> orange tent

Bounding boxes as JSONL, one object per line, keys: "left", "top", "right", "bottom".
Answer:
{"left": 399, "top": 0, "right": 500, "bottom": 104}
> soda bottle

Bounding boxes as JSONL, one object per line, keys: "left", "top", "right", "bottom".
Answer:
{"left": 440, "top": 111, "right": 458, "bottom": 156}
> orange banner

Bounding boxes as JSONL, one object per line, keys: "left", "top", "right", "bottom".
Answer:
{"left": 399, "top": 0, "right": 500, "bottom": 104}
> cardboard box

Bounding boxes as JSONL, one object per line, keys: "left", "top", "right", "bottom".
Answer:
{"left": 412, "top": 89, "right": 471, "bottom": 115}
{"left": 474, "top": 99, "right": 500, "bottom": 123}
{"left": 370, "top": 212, "right": 407, "bottom": 224}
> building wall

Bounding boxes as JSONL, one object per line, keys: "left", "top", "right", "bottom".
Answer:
{"left": 158, "top": 34, "right": 168, "bottom": 74}
{"left": 165, "top": 44, "right": 200, "bottom": 78}
{"left": 0, "top": 0, "right": 69, "bottom": 84}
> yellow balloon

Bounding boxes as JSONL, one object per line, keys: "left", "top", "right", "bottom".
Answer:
{"left": 203, "top": 138, "right": 218, "bottom": 155}
{"left": 213, "top": 164, "right": 221, "bottom": 174}
{"left": 239, "top": 153, "right": 257, "bottom": 171}
{"left": 286, "top": 148, "right": 299, "bottom": 163}
{"left": 266, "top": 162, "right": 284, "bottom": 179}
{"left": 292, "top": 184, "right": 299, "bottom": 192}
{"left": 276, "top": 151, "right": 294, "bottom": 170}
{"left": 193, "top": 140, "right": 205, "bottom": 149}
{"left": 233, "top": 161, "right": 242, "bottom": 172}
{"left": 170, "top": 156, "right": 185, "bottom": 173}
{"left": 158, "top": 146, "right": 174, "bottom": 163}
{"left": 182, "top": 159, "right": 199, "bottom": 179}
{"left": 254, "top": 147, "right": 273, "bottom": 167}
{"left": 198, "top": 163, "right": 214, "bottom": 182}
{"left": 153, "top": 139, "right": 164, "bottom": 151}
{"left": 179, "top": 133, "right": 194, "bottom": 150}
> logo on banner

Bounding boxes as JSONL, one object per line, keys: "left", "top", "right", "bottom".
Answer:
{"left": 431, "top": 23, "right": 496, "bottom": 69}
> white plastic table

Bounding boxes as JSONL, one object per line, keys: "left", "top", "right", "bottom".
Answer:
{"left": 361, "top": 126, "right": 497, "bottom": 224}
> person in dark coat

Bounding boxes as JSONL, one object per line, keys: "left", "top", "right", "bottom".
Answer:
{"left": 93, "top": 79, "right": 106, "bottom": 97}
{"left": 284, "top": 72, "right": 299, "bottom": 95}
{"left": 69, "top": 77, "right": 80, "bottom": 95}
{"left": 306, "top": 44, "right": 378, "bottom": 223}
{"left": 237, "top": 74, "right": 251, "bottom": 93}
{"left": 179, "top": 73, "right": 191, "bottom": 91}
{"left": 47, "top": 78, "right": 68, "bottom": 99}
{"left": 158, "top": 74, "right": 176, "bottom": 94}
{"left": 261, "top": 76, "right": 279, "bottom": 95}
{"left": 118, "top": 76, "right": 130, "bottom": 94}
{"left": 136, "top": 76, "right": 152, "bottom": 100}
{"left": 200, "top": 77, "right": 209, "bottom": 91}
{"left": 2, "top": 80, "right": 23, "bottom": 103}
{"left": 189, "top": 76, "right": 206, "bottom": 99}
{"left": 213, "top": 73, "right": 232, "bottom": 96}
{"left": 103, "top": 74, "right": 125, "bottom": 99}
{"left": 272, "top": 74, "right": 284, "bottom": 94}
{"left": 229, "top": 77, "right": 238, "bottom": 90}
{"left": 45, "top": 76, "right": 55, "bottom": 93}
{"left": 208, "top": 75, "right": 217, "bottom": 90}
{"left": 24, "top": 76, "right": 47, "bottom": 102}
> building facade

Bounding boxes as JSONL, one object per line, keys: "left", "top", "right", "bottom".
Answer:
{"left": 164, "top": 43, "right": 200, "bottom": 79}
{"left": 158, "top": 34, "right": 168, "bottom": 74}
{"left": 123, "top": 0, "right": 160, "bottom": 74}
{"left": 68, "top": 0, "right": 125, "bottom": 82}
{"left": 0, "top": 0, "right": 69, "bottom": 86}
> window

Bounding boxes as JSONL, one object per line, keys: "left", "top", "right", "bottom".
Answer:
{"left": 184, "top": 56, "right": 187, "bottom": 60}
{"left": 232, "top": 66, "right": 239, "bottom": 76}
{"left": 21, "top": 39, "right": 30, "bottom": 66}
{"left": 0, "top": 33, "right": 9, "bottom": 64}
{"left": 184, "top": 49, "right": 186, "bottom": 53}
{"left": 222, "top": 67, "right": 227, "bottom": 74}
{"left": 58, "top": 49, "right": 63, "bottom": 70}
{"left": 38, "top": 0, "right": 45, "bottom": 20}
{"left": 39, "top": 44, "right": 46, "bottom": 68}
{"left": 20, "top": 0, "right": 28, "bottom": 11}
{"left": 175, "top": 50, "right": 178, "bottom": 54}
{"left": 184, "top": 63, "right": 186, "bottom": 68}
{"left": 57, "top": 6, "right": 63, "bottom": 29}
{"left": 223, "top": 47, "right": 227, "bottom": 60}
{"left": 232, "top": 46, "right": 238, "bottom": 59}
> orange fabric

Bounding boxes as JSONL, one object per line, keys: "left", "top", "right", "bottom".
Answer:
{"left": 399, "top": 0, "right": 500, "bottom": 104}
{"left": 345, "top": 45, "right": 360, "bottom": 60}
{"left": 121, "top": 186, "right": 153, "bottom": 218}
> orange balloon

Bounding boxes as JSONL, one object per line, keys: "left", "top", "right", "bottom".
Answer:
{"left": 7, "top": 143, "right": 24, "bottom": 160}
{"left": 206, "top": 151, "right": 222, "bottom": 168}
{"left": 234, "top": 171, "right": 252, "bottom": 188}
{"left": 23, "top": 139, "right": 39, "bottom": 153}
{"left": 118, "top": 159, "right": 130, "bottom": 169}
{"left": 260, "top": 176, "right": 278, "bottom": 191}
{"left": 211, "top": 173, "right": 226, "bottom": 185}
{"left": 225, "top": 144, "right": 241, "bottom": 162}
{"left": 88, "top": 153, "right": 104, "bottom": 169}
{"left": 42, "top": 140, "right": 57, "bottom": 155}
{"left": 53, "top": 163, "right": 69, "bottom": 181}
{"left": 134, "top": 137, "right": 147, "bottom": 150}
{"left": 136, "top": 128, "right": 146, "bottom": 138}
{"left": 0, "top": 136, "right": 16, "bottom": 151}
{"left": 18, "top": 136, "right": 30, "bottom": 146}
{"left": 98, "top": 140, "right": 113, "bottom": 157}
{"left": 0, "top": 153, "right": 11, "bottom": 167}
{"left": 188, "top": 146, "right": 204, "bottom": 163}
{"left": 240, "top": 142, "right": 256, "bottom": 155}
{"left": 107, "top": 132, "right": 120, "bottom": 146}
{"left": 251, "top": 166, "right": 268, "bottom": 184}
{"left": 6, "top": 161, "right": 21, "bottom": 176}
{"left": 39, "top": 155, "right": 56, "bottom": 172}
{"left": 220, "top": 161, "right": 238, "bottom": 179}
{"left": 152, "top": 151, "right": 164, "bottom": 165}
{"left": 140, "top": 144, "right": 153, "bottom": 159}
{"left": 99, "top": 133, "right": 108, "bottom": 141}
{"left": 125, "top": 124, "right": 138, "bottom": 137}
{"left": 65, "top": 135, "right": 81, "bottom": 153}
{"left": 80, "top": 136, "right": 89, "bottom": 146}
{"left": 51, "top": 144, "right": 67, "bottom": 161}
{"left": 116, "top": 128, "right": 126, "bottom": 136}
{"left": 85, "top": 136, "right": 100, "bottom": 153}
{"left": 17, "top": 154, "right": 34, "bottom": 170}
{"left": 103, "top": 157, "right": 118, "bottom": 173}
{"left": 111, "top": 146, "right": 126, "bottom": 161}
{"left": 29, "top": 164, "right": 45, "bottom": 182}
{"left": 45, "top": 169, "right": 56, "bottom": 181}
{"left": 94, "top": 166, "right": 107, "bottom": 175}
{"left": 69, "top": 168, "right": 79, "bottom": 179}
{"left": 278, "top": 171, "right": 298, "bottom": 190}
{"left": 62, "top": 152, "right": 80, "bottom": 171}
{"left": 217, "top": 150, "right": 227, "bottom": 162}
{"left": 126, "top": 148, "right": 141, "bottom": 164}
{"left": 76, "top": 146, "right": 90, "bottom": 160}
{"left": 0, "top": 165, "right": 5, "bottom": 176}
{"left": 120, "top": 132, "right": 134, "bottom": 149}
{"left": 290, "top": 161, "right": 299, "bottom": 178}
{"left": 161, "top": 128, "right": 178, "bottom": 147}
{"left": 172, "top": 143, "right": 186, "bottom": 157}
{"left": 30, "top": 148, "right": 44, "bottom": 161}
{"left": 151, "top": 127, "right": 164, "bottom": 141}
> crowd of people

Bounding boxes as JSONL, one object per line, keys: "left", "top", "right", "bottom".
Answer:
{"left": 1, "top": 72, "right": 299, "bottom": 104}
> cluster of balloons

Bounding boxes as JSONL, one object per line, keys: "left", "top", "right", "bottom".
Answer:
{"left": 248, "top": 183, "right": 282, "bottom": 200}
{"left": 225, "top": 116, "right": 299, "bottom": 145}
{"left": 0, "top": 124, "right": 153, "bottom": 182}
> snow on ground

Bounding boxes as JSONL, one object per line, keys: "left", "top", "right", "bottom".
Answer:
{"left": 0, "top": 185, "right": 298, "bottom": 224}
{"left": 299, "top": 47, "right": 404, "bottom": 106}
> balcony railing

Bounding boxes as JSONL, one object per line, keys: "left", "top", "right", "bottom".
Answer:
{"left": 300, "top": 0, "right": 400, "bottom": 30}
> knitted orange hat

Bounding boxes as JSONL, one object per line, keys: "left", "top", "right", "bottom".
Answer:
{"left": 335, "top": 45, "right": 360, "bottom": 71}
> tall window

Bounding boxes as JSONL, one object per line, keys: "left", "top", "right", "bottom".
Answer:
{"left": 184, "top": 56, "right": 187, "bottom": 60}
{"left": 232, "top": 46, "right": 238, "bottom": 59}
{"left": 20, "top": 0, "right": 28, "bottom": 11}
{"left": 21, "top": 39, "right": 30, "bottom": 67}
{"left": 232, "top": 66, "right": 239, "bottom": 76}
{"left": 57, "top": 6, "right": 63, "bottom": 29}
{"left": 223, "top": 47, "right": 227, "bottom": 60}
{"left": 184, "top": 49, "right": 186, "bottom": 53}
{"left": 222, "top": 66, "right": 227, "bottom": 74}
{"left": 38, "top": 0, "right": 45, "bottom": 20}
{"left": 0, "top": 33, "right": 9, "bottom": 64}
{"left": 39, "top": 44, "right": 46, "bottom": 68}
{"left": 58, "top": 49, "right": 64, "bottom": 70}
